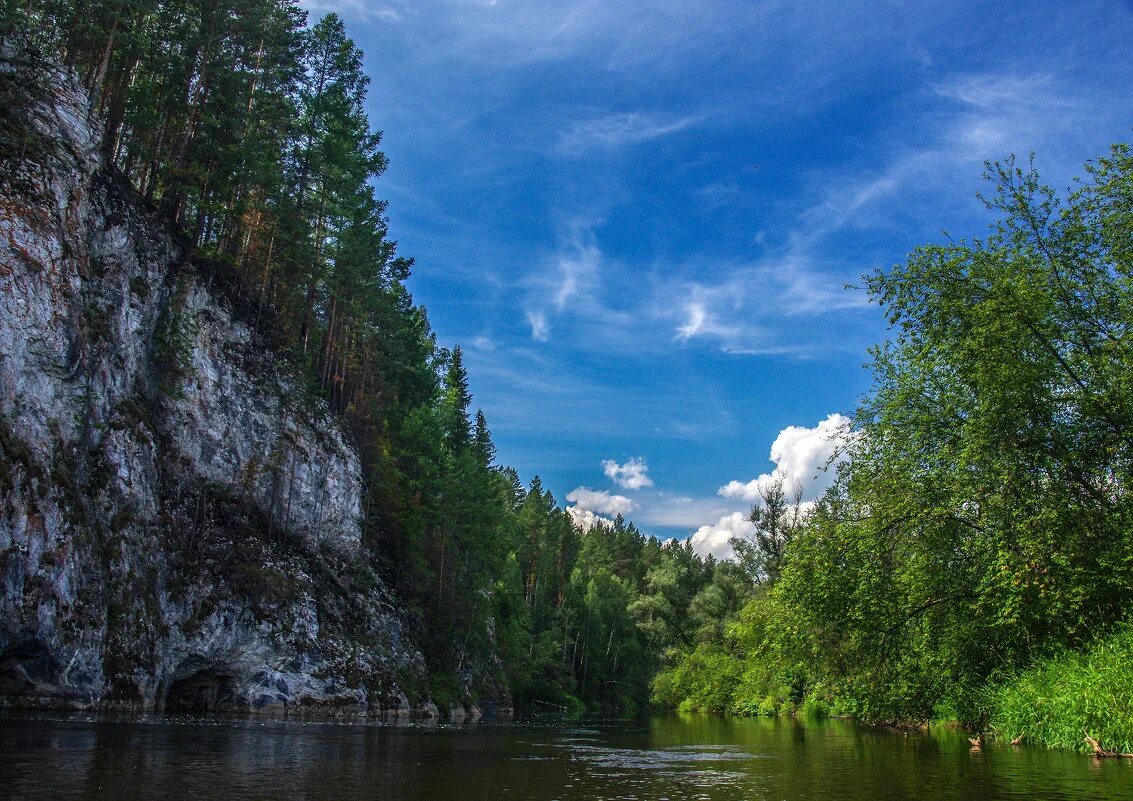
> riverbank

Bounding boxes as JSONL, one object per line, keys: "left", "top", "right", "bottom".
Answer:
{"left": 656, "top": 623, "right": 1133, "bottom": 756}
{"left": 984, "top": 624, "right": 1133, "bottom": 754}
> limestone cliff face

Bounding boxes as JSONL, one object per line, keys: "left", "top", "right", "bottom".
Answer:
{"left": 0, "top": 46, "right": 429, "bottom": 716}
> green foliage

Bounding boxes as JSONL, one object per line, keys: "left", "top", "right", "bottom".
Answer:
{"left": 731, "top": 475, "right": 804, "bottom": 586}
{"left": 652, "top": 642, "right": 742, "bottom": 712}
{"left": 783, "top": 145, "right": 1133, "bottom": 723}
{"left": 652, "top": 143, "right": 1133, "bottom": 737}
{"left": 631, "top": 540, "right": 709, "bottom": 651}
{"left": 986, "top": 625, "right": 1133, "bottom": 753}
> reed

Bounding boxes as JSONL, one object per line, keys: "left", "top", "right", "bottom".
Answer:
{"left": 986, "top": 625, "right": 1133, "bottom": 753}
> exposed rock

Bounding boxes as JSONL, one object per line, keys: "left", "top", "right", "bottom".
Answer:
{"left": 0, "top": 44, "right": 427, "bottom": 716}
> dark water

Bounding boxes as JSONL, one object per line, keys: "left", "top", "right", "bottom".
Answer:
{"left": 3, "top": 713, "right": 1132, "bottom": 800}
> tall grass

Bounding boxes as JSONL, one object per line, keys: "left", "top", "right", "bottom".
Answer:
{"left": 986, "top": 625, "right": 1133, "bottom": 753}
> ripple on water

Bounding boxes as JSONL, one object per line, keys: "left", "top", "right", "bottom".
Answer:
{"left": 565, "top": 743, "right": 762, "bottom": 771}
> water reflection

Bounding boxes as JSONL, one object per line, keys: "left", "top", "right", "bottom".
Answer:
{"left": 2, "top": 712, "right": 1131, "bottom": 800}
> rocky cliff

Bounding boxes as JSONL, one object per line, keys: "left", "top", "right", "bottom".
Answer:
{"left": 0, "top": 46, "right": 435, "bottom": 716}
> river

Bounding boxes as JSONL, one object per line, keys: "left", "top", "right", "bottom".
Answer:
{"left": 2, "top": 713, "right": 1131, "bottom": 800}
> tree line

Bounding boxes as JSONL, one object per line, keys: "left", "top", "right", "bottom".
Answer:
{"left": 651, "top": 146, "right": 1133, "bottom": 739}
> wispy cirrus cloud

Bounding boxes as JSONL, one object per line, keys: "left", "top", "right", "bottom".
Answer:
{"left": 520, "top": 218, "right": 637, "bottom": 346}
{"left": 556, "top": 111, "right": 704, "bottom": 156}
{"left": 663, "top": 257, "right": 869, "bottom": 356}
{"left": 656, "top": 68, "right": 1119, "bottom": 357}
{"left": 525, "top": 310, "right": 551, "bottom": 342}
{"left": 673, "top": 295, "right": 742, "bottom": 343}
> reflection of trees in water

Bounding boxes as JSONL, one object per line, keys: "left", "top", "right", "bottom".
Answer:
{"left": 1, "top": 716, "right": 1131, "bottom": 800}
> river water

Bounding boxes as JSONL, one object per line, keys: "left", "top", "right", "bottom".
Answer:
{"left": 2, "top": 713, "right": 1131, "bottom": 800}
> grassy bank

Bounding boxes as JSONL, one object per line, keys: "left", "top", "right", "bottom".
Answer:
{"left": 985, "top": 625, "right": 1133, "bottom": 754}
{"left": 654, "top": 622, "right": 1133, "bottom": 756}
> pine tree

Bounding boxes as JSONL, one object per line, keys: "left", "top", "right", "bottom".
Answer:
{"left": 473, "top": 409, "right": 495, "bottom": 468}
{"left": 440, "top": 346, "right": 472, "bottom": 453}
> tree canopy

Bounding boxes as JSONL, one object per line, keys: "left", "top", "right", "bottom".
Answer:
{"left": 652, "top": 146, "right": 1133, "bottom": 727}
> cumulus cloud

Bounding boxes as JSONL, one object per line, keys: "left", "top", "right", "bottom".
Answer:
{"left": 602, "top": 457, "right": 654, "bottom": 490}
{"left": 718, "top": 413, "right": 851, "bottom": 503}
{"left": 689, "top": 511, "right": 755, "bottom": 561}
{"left": 566, "top": 487, "right": 637, "bottom": 516}
{"left": 566, "top": 506, "right": 614, "bottom": 531}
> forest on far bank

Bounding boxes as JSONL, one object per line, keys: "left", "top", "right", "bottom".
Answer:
{"left": 5, "top": 1, "right": 1133, "bottom": 750}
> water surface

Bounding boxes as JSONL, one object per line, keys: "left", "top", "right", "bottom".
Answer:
{"left": 3, "top": 713, "right": 1131, "bottom": 800}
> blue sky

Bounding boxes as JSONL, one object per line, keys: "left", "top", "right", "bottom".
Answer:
{"left": 303, "top": 0, "right": 1133, "bottom": 552}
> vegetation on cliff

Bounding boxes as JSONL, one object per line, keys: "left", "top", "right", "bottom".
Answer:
{"left": 0, "top": 0, "right": 677, "bottom": 713}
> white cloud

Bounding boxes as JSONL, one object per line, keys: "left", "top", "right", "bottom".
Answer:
{"left": 654, "top": 68, "right": 1117, "bottom": 359}
{"left": 602, "top": 457, "right": 654, "bottom": 490}
{"left": 520, "top": 220, "right": 639, "bottom": 351}
{"left": 718, "top": 413, "right": 851, "bottom": 503}
{"left": 470, "top": 334, "right": 497, "bottom": 351}
{"left": 689, "top": 512, "right": 755, "bottom": 561}
{"left": 678, "top": 413, "right": 851, "bottom": 561}
{"left": 674, "top": 298, "right": 740, "bottom": 342}
{"left": 557, "top": 111, "right": 703, "bottom": 156}
{"left": 658, "top": 245, "right": 873, "bottom": 355}
{"left": 566, "top": 506, "right": 614, "bottom": 531}
{"left": 526, "top": 309, "right": 550, "bottom": 341}
{"left": 299, "top": 0, "right": 404, "bottom": 22}
{"left": 566, "top": 487, "right": 637, "bottom": 516}
{"left": 674, "top": 302, "right": 706, "bottom": 340}
{"left": 552, "top": 238, "right": 600, "bottom": 312}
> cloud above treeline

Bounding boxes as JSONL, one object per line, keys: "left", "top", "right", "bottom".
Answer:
{"left": 718, "top": 413, "right": 851, "bottom": 503}
{"left": 566, "top": 487, "right": 637, "bottom": 516}
{"left": 565, "top": 457, "right": 655, "bottom": 531}
{"left": 566, "top": 506, "right": 614, "bottom": 531}
{"left": 602, "top": 457, "right": 654, "bottom": 489}
{"left": 686, "top": 413, "right": 852, "bottom": 561}
{"left": 689, "top": 511, "right": 755, "bottom": 562}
